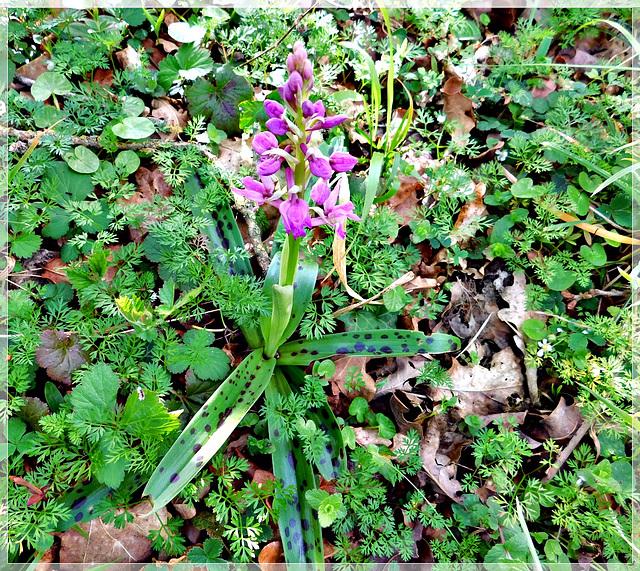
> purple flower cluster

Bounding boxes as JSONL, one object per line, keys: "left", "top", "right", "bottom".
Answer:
{"left": 232, "top": 41, "right": 360, "bottom": 239}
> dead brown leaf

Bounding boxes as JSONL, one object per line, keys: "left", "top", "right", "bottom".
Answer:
{"left": 158, "top": 38, "right": 180, "bottom": 53}
{"left": 16, "top": 55, "right": 51, "bottom": 82}
{"left": 59, "top": 501, "right": 169, "bottom": 564}
{"left": 329, "top": 356, "right": 375, "bottom": 400}
{"left": 441, "top": 76, "right": 476, "bottom": 143}
{"left": 390, "top": 392, "right": 429, "bottom": 437}
{"left": 386, "top": 175, "right": 422, "bottom": 226}
{"left": 259, "top": 541, "right": 284, "bottom": 569}
{"left": 452, "top": 182, "right": 487, "bottom": 245}
{"left": 216, "top": 137, "right": 254, "bottom": 172}
{"left": 354, "top": 427, "right": 392, "bottom": 447}
{"left": 152, "top": 98, "right": 188, "bottom": 141}
{"left": 420, "top": 417, "right": 463, "bottom": 503}
{"left": 142, "top": 38, "right": 165, "bottom": 69}
{"left": 542, "top": 397, "right": 583, "bottom": 440}
{"left": 92, "top": 69, "right": 114, "bottom": 87}
{"left": 115, "top": 45, "right": 142, "bottom": 71}
{"left": 532, "top": 79, "right": 557, "bottom": 99}
{"left": 135, "top": 166, "right": 173, "bottom": 199}
{"left": 40, "top": 258, "right": 68, "bottom": 284}
{"left": 377, "top": 357, "right": 426, "bottom": 397}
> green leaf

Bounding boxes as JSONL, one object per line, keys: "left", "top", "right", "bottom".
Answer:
{"left": 115, "top": 150, "right": 140, "bottom": 176}
{"left": 63, "top": 146, "right": 100, "bottom": 174}
{"left": 579, "top": 243, "right": 607, "bottom": 267}
{"left": 69, "top": 363, "right": 120, "bottom": 425}
{"left": 567, "top": 185, "right": 590, "bottom": 216}
{"left": 31, "top": 72, "right": 73, "bottom": 101}
{"left": 375, "top": 413, "right": 396, "bottom": 439}
{"left": 112, "top": 117, "right": 156, "bottom": 139}
{"left": 158, "top": 43, "right": 213, "bottom": 89}
{"left": 34, "top": 105, "right": 65, "bottom": 128}
{"left": 382, "top": 285, "right": 411, "bottom": 312}
{"left": 44, "top": 381, "right": 65, "bottom": 414}
{"left": 121, "top": 96, "right": 145, "bottom": 117}
{"left": 349, "top": 397, "right": 369, "bottom": 423}
{"left": 266, "top": 371, "right": 324, "bottom": 564}
{"left": 568, "top": 333, "right": 588, "bottom": 352}
{"left": 121, "top": 390, "right": 180, "bottom": 439}
{"left": 42, "top": 208, "right": 72, "bottom": 239}
{"left": 511, "top": 178, "right": 543, "bottom": 198}
{"left": 45, "top": 162, "right": 95, "bottom": 201}
{"left": 143, "top": 349, "right": 276, "bottom": 513}
{"left": 166, "top": 329, "right": 230, "bottom": 381}
{"left": 186, "top": 65, "right": 253, "bottom": 135}
{"left": 282, "top": 365, "right": 345, "bottom": 480}
{"left": 317, "top": 494, "right": 346, "bottom": 528}
{"left": 277, "top": 330, "right": 460, "bottom": 366}
{"left": 10, "top": 232, "right": 41, "bottom": 259}
{"left": 547, "top": 268, "right": 576, "bottom": 291}
{"left": 35, "top": 330, "right": 90, "bottom": 385}
{"left": 522, "top": 318, "right": 546, "bottom": 341}
{"left": 264, "top": 284, "right": 293, "bottom": 358}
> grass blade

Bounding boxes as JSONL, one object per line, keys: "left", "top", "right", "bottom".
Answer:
{"left": 590, "top": 162, "right": 640, "bottom": 197}
{"left": 277, "top": 330, "right": 460, "bottom": 366}
{"left": 361, "top": 151, "right": 385, "bottom": 224}
{"left": 143, "top": 349, "right": 276, "bottom": 513}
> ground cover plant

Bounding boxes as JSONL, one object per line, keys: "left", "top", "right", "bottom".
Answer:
{"left": 3, "top": 5, "right": 638, "bottom": 567}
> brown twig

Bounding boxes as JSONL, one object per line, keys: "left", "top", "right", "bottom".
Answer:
{"left": 541, "top": 421, "right": 591, "bottom": 484}
{"left": 4, "top": 127, "right": 271, "bottom": 272}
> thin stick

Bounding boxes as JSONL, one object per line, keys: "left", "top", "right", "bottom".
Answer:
{"left": 541, "top": 421, "right": 591, "bottom": 484}
{"left": 456, "top": 311, "right": 494, "bottom": 356}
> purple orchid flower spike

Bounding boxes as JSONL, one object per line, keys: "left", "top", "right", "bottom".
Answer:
{"left": 232, "top": 176, "right": 275, "bottom": 206}
{"left": 312, "top": 180, "right": 361, "bottom": 239}
{"left": 329, "top": 151, "right": 358, "bottom": 172}
{"left": 253, "top": 132, "right": 278, "bottom": 156}
{"left": 266, "top": 117, "right": 288, "bottom": 136}
{"left": 280, "top": 194, "right": 312, "bottom": 238}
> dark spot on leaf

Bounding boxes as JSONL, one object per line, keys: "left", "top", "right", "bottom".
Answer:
{"left": 250, "top": 374, "right": 255, "bottom": 380}
{"left": 159, "top": 467, "right": 164, "bottom": 473}
{"left": 426, "top": 337, "right": 434, "bottom": 344}
{"left": 353, "top": 334, "right": 360, "bottom": 339}
{"left": 300, "top": 349, "right": 308, "bottom": 354}
{"left": 292, "top": 437, "right": 301, "bottom": 448}
{"left": 202, "top": 412, "right": 210, "bottom": 418}
{"left": 321, "top": 408, "right": 329, "bottom": 420}
{"left": 180, "top": 439, "right": 185, "bottom": 445}
{"left": 190, "top": 428, "right": 196, "bottom": 435}
{"left": 290, "top": 352, "right": 298, "bottom": 357}
{"left": 381, "top": 334, "right": 389, "bottom": 339}
{"left": 402, "top": 344, "right": 410, "bottom": 352}
{"left": 289, "top": 517, "right": 296, "bottom": 528}
{"left": 354, "top": 342, "right": 365, "bottom": 351}
{"left": 193, "top": 443, "right": 201, "bottom": 453}
{"left": 293, "top": 532, "right": 301, "bottom": 543}
{"left": 381, "top": 345, "right": 392, "bottom": 354}
{"left": 336, "top": 347, "right": 349, "bottom": 354}
{"left": 365, "top": 334, "right": 372, "bottom": 339}
{"left": 311, "top": 350, "right": 318, "bottom": 356}
{"left": 75, "top": 512, "right": 84, "bottom": 522}
{"left": 274, "top": 429, "right": 280, "bottom": 437}
{"left": 71, "top": 497, "right": 87, "bottom": 510}
{"left": 287, "top": 541, "right": 292, "bottom": 551}
{"left": 170, "top": 473, "right": 180, "bottom": 483}
{"left": 205, "top": 424, "right": 212, "bottom": 432}
{"left": 417, "top": 348, "right": 426, "bottom": 354}
{"left": 285, "top": 527, "right": 290, "bottom": 538}
{"left": 367, "top": 346, "right": 376, "bottom": 352}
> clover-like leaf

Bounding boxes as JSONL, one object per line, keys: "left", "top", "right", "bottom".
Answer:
{"left": 186, "top": 65, "right": 253, "bottom": 135}
{"left": 35, "top": 330, "right": 90, "bottom": 384}
{"left": 166, "top": 329, "right": 231, "bottom": 381}
{"left": 63, "top": 146, "right": 100, "bottom": 174}
{"left": 31, "top": 71, "right": 73, "bottom": 101}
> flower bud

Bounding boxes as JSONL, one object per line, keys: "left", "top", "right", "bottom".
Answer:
{"left": 252, "top": 131, "right": 278, "bottom": 156}
{"left": 286, "top": 53, "right": 296, "bottom": 74}
{"left": 302, "top": 59, "right": 313, "bottom": 80}
{"left": 322, "top": 115, "right": 347, "bottom": 129}
{"left": 284, "top": 71, "right": 303, "bottom": 104}
{"left": 329, "top": 151, "right": 358, "bottom": 172}
{"left": 264, "top": 100, "right": 285, "bottom": 119}
{"left": 302, "top": 100, "right": 315, "bottom": 118}
{"left": 310, "top": 178, "right": 331, "bottom": 205}
{"left": 307, "top": 151, "right": 332, "bottom": 179}
{"left": 257, "top": 155, "right": 283, "bottom": 176}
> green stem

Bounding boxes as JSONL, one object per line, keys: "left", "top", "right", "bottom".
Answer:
{"left": 279, "top": 233, "right": 301, "bottom": 287}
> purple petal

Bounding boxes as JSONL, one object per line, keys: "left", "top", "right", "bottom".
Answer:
{"left": 310, "top": 179, "right": 330, "bottom": 205}
{"left": 266, "top": 118, "right": 288, "bottom": 136}
{"left": 329, "top": 151, "right": 358, "bottom": 173}
{"left": 309, "top": 154, "right": 332, "bottom": 179}
{"left": 280, "top": 195, "right": 312, "bottom": 238}
{"left": 232, "top": 185, "right": 264, "bottom": 204}
{"left": 302, "top": 60, "right": 313, "bottom": 80}
{"left": 322, "top": 115, "right": 347, "bottom": 129}
{"left": 252, "top": 132, "right": 278, "bottom": 156}
{"left": 264, "top": 100, "right": 285, "bottom": 119}
{"left": 302, "top": 100, "right": 315, "bottom": 118}
{"left": 286, "top": 53, "right": 296, "bottom": 74}
{"left": 314, "top": 100, "right": 325, "bottom": 117}
{"left": 284, "top": 72, "right": 303, "bottom": 103}
{"left": 257, "top": 156, "right": 283, "bottom": 176}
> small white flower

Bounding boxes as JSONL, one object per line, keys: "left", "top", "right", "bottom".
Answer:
{"left": 537, "top": 339, "right": 554, "bottom": 357}
{"left": 136, "top": 387, "right": 146, "bottom": 401}
{"left": 575, "top": 476, "right": 586, "bottom": 487}
{"left": 496, "top": 149, "right": 508, "bottom": 162}
{"left": 436, "top": 113, "right": 447, "bottom": 124}
{"left": 46, "top": 60, "right": 56, "bottom": 71}
{"left": 582, "top": 330, "right": 589, "bottom": 334}
{"left": 150, "top": 291, "right": 158, "bottom": 302}
{"left": 556, "top": 327, "right": 564, "bottom": 333}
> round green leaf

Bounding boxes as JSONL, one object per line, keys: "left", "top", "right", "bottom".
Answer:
{"left": 63, "top": 146, "right": 100, "bottom": 174}
{"left": 547, "top": 268, "right": 576, "bottom": 291}
{"left": 511, "top": 178, "right": 542, "bottom": 198}
{"left": 31, "top": 72, "right": 73, "bottom": 101}
{"left": 121, "top": 96, "right": 145, "bottom": 118}
{"left": 566, "top": 185, "right": 590, "bottom": 217}
{"left": 112, "top": 117, "right": 156, "bottom": 140}
{"left": 522, "top": 318, "right": 546, "bottom": 340}
{"left": 579, "top": 243, "right": 607, "bottom": 267}
{"left": 115, "top": 150, "right": 141, "bottom": 176}
{"left": 34, "top": 105, "right": 65, "bottom": 128}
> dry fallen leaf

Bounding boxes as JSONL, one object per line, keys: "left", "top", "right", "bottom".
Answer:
{"left": 115, "top": 45, "right": 142, "bottom": 71}
{"left": 152, "top": 98, "right": 188, "bottom": 141}
{"left": 386, "top": 175, "right": 422, "bottom": 226}
{"left": 259, "top": 541, "right": 284, "bottom": 569}
{"left": 532, "top": 79, "right": 557, "bottom": 99}
{"left": 541, "top": 397, "right": 583, "bottom": 440}
{"left": 40, "top": 258, "right": 68, "bottom": 284}
{"left": 441, "top": 76, "right": 476, "bottom": 144}
{"left": 452, "top": 182, "right": 487, "bottom": 245}
{"left": 16, "top": 54, "right": 51, "bottom": 82}
{"left": 329, "top": 356, "right": 375, "bottom": 400}
{"left": 420, "top": 417, "right": 463, "bottom": 503}
{"left": 135, "top": 166, "right": 173, "bottom": 199}
{"left": 354, "top": 427, "right": 392, "bottom": 447}
{"left": 59, "top": 501, "right": 169, "bottom": 564}
{"left": 377, "top": 357, "right": 426, "bottom": 397}
{"left": 158, "top": 38, "right": 180, "bottom": 53}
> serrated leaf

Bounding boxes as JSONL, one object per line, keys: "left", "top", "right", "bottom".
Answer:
{"left": 69, "top": 363, "right": 120, "bottom": 424}
{"left": 112, "top": 117, "right": 156, "bottom": 140}
{"left": 186, "top": 65, "right": 253, "bottom": 135}
{"left": 277, "top": 330, "right": 460, "bottom": 366}
{"left": 158, "top": 43, "right": 213, "bottom": 89}
{"left": 31, "top": 71, "right": 73, "bottom": 101}
{"left": 144, "top": 349, "right": 276, "bottom": 512}
{"left": 10, "top": 232, "right": 42, "bottom": 259}
{"left": 35, "top": 330, "right": 90, "bottom": 384}
{"left": 63, "top": 146, "right": 100, "bottom": 174}
{"left": 121, "top": 390, "right": 180, "bottom": 439}
{"left": 42, "top": 207, "right": 72, "bottom": 239}
{"left": 166, "top": 329, "right": 230, "bottom": 381}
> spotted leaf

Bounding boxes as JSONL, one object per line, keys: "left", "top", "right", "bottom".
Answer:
{"left": 281, "top": 365, "right": 345, "bottom": 481}
{"left": 277, "top": 330, "right": 460, "bottom": 366}
{"left": 267, "top": 370, "right": 324, "bottom": 564}
{"left": 143, "top": 349, "right": 276, "bottom": 513}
